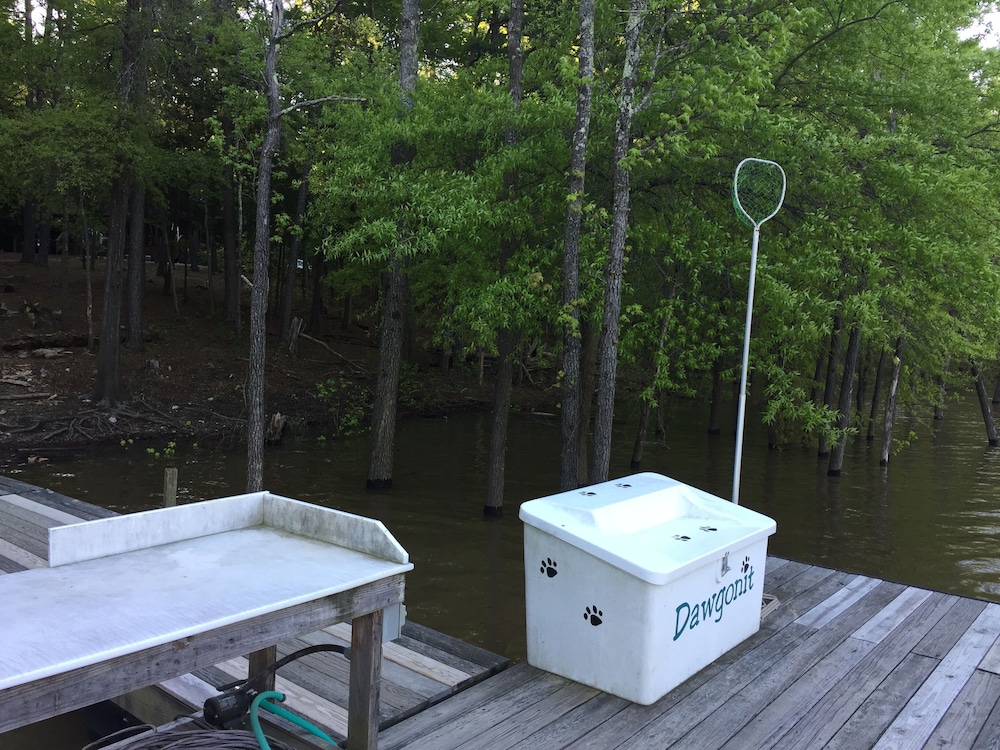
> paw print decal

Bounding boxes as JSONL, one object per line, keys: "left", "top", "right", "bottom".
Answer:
{"left": 584, "top": 605, "right": 603, "bottom": 626}
{"left": 741, "top": 556, "right": 751, "bottom": 574}
{"left": 540, "top": 558, "right": 558, "bottom": 578}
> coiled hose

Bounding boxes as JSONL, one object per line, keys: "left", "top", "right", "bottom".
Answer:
{"left": 82, "top": 725, "right": 296, "bottom": 750}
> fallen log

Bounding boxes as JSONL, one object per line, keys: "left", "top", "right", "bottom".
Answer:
{"left": 299, "top": 331, "right": 368, "bottom": 374}
{"left": 1, "top": 333, "right": 88, "bottom": 352}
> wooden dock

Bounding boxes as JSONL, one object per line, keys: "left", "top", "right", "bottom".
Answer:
{"left": 378, "top": 556, "right": 1000, "bottom": 749}
{"left": 5, "top": 474, "right": 1000, "bottom": 748}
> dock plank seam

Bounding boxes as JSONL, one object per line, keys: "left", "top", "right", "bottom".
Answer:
{"left": 0, "top": 493, "right": 84, "bottom": 527}
{"left": 794, "top": 574, "right": 882, "bottom": 629}
{"left": 0, "top": 536, "right": 44, "bottom": 570}
{"left": 924, "top": 668, "right": 1000, "bottom": 748}
{"left": 772, "top": 590, "right": 960, "bottom": 749}
{"left": 852, "top": 587, "right": 935, "bottom": 644}
{"left": 325, "top": 622, "right": 472, "bottom": 686}
{"left": 873, "top": 603, "right": 1000, "bottom": 749}
{"left": 608, "top": 623, "right": 815, "bottom": 749}
{"left": 663, "top": 580, "right": 907, "bottom": 750}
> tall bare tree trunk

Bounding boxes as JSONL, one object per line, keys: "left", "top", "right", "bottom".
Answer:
{"left": 592, "top": 0, "right": 647, "bottom": 483}
{"left": 368, "top": 263, "right": 406, "bottom": 489}
{"left": 828, "top": 325, "right": 862, "bottom": 476}
{"left": 246, "top": 0, "right": 283, "bottom": 493}
{"left": 485, "top": 328, "right": 515, "bottom": 515}
{"left": 94, "top": 0, "right": 149, "bottom": 405}
{"left": 880, "top": 337, "right": 904, "bottom": 466}
{"left": 933, "top": 363, "right": 949, "bottom": 420}
{"left": 818, "top": 311, "right": 843, "bottom": 457}
{"left": 559, "top": 0, "right": 595, "bottom": 491}
{"left": 577, "top": 319, "right": 598, "bottom": 486}
{"left": 972, "top": 361, "right": 999, "bottom": 447}
{"left": 367, "top": 0, "right": 419, "bottom": 490}
{"left": 94, "top": 176, "right": 130, "bottom": 405}
{"left": 866, "top": 348, "right": 887, "bottom": 441}
{"left": 484, "top": 0, "right": 524, "bottom": 517}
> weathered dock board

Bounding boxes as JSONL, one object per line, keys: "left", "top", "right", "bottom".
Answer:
{"left": 0, "top": 475, "right": 507, "bottom": 748}
{"left": 379, "top": 556, "right": 1000, "bottom": 749}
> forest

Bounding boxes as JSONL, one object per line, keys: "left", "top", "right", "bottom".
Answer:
{"left": 2, "top": 0, "right": 1000, "bottom": 509}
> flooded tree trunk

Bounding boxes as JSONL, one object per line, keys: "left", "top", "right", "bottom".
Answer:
{"left": 934, "top": 363, "right": 949, "bottom": 420}
{"left": 247, "top": 0, "right": 284, "bottom": 494}
{"left": 818, "top": 311, "right": 844, "bottom": 457}
{"left": 367, "top": 0, "right": 419, "bottom": 490}
{"left": 93, "top": 174, "right": 130, "bottom": 406}
{"left": 881, "top": 337, "right": 904, "bottom": 466}
{"left": 768, "top": 419, "right": 781, "bottom": 450}
{"left": 592, "top": 0, "right": 647, "bottom": 484}
{"left": 993, "top": 373, "right": 1000, "bottom": 404}
{"left": 367, "top": 263, "right": 406, "bottom": 490}
{"left": 972, "top": 362, "right": 999, "bottom": 447}
{"left": 828, "top": 325, "right": 861, "bottom": 476}
{"left": 631, "top": 398, "right": 652, "bottom": 468}
{"left": 577, "top": 319, "right": 598, "bottom": 486}
{"left": 368, "top": 0, "right": 419, "bottom": 491}
{"left": 559, "top": 0, "right": 595, "bottom": 492}
{"left": 483, "top": 0, "right": 523, "bottom": 517}
{"left": 866, "top": 349, "right": 887, "bottom": 441}
{"left": 485, "top": 328, "right": 515, "bottom": 516}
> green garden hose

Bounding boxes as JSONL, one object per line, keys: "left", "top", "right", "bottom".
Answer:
{"left": 249, "top": 691, "right": 339, "bottom": 750}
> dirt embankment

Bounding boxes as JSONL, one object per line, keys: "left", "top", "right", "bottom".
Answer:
{"left": 0, "top": 254, "right": 555, "bottom": 464}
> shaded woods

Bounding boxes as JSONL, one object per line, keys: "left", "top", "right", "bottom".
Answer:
{"left": 3, "top": 0, "right": 1000, "bottom": 505}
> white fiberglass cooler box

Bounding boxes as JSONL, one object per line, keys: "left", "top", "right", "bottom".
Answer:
{"left": 520, "top": 472, "right": 776, "bottom": 705}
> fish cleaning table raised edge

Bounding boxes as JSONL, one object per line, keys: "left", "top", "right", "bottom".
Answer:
{"left": 0, "top": 491, "right": 413, "bottom": 750}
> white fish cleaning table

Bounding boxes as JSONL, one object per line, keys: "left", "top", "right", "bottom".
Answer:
{"left": 0, "top": 491, "right": 412, "bottom": 750}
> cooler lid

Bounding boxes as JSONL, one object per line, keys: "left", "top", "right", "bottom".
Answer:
{"left": 518, "top": 472, "right": 776, "bottom": 585}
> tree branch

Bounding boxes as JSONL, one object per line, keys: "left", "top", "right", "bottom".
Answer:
{"left": 277, "top": 4, "right": 344, "bottom": 42}
{"left": 280, "top": 95, "right": 366, "bottom": 117}
{"left": 773, "top": 0, "right": 905, "bottom": 88}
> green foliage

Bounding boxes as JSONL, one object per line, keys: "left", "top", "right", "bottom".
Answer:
{"left": 145, "top": 441, "right": 177, "bottom": 461}
{"left": 316, "top": 376, "right": 370, "bottom": 437}
{"left": 3, "top": 0, "right": 1000, "bottom": 457}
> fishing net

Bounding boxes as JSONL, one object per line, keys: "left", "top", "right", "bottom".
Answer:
{"left": 732, "top": 158, "right": 786, "bottom": 228}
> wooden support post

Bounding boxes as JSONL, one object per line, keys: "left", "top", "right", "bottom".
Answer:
{"left": 348, "top": 608, "right": 383, "bottom": 750}
{"left": 163, "top": 468, "right": 178, "bottom": 507}
{"left": 248, "top": 646, "right": 276, "bottom": 693}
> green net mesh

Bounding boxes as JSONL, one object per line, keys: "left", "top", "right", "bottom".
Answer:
{"left": 732, "top": 158, "right": 785, "bottom": 227}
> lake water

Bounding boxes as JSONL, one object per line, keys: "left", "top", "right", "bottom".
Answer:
{"left": 5, "top": 393, "right": 1000, "bottom": 663}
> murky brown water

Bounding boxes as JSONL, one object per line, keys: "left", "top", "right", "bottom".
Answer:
{"left": 6, "top": 394, "right": 1000, "bottom": 666}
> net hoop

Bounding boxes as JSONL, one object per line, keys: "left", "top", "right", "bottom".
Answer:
{"left": 732, "top": 158, "right": 786, "bottom": 229}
